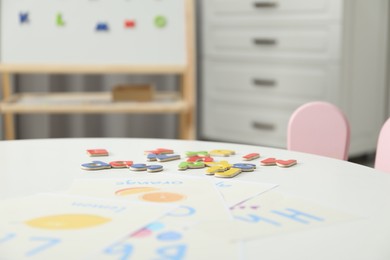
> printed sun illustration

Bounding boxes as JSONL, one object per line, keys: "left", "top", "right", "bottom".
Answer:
{"left": 115, "top": 187, "right": 160, "bottom": 196}
{"left": 140, "top": 192, "right": 186, "bottom": 203}
{"left": 25, "top": 214, "right": 111, "bottom": 230}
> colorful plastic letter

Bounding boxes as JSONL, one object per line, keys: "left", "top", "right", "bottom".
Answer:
{"left": 81, "top": 161, "right": 111, "bottom": 170}
{"left": 96, "top": 22, "right": 109, "bottom": 31}
{"left": 19, "top": 12, "right": 29, "bottom": 24}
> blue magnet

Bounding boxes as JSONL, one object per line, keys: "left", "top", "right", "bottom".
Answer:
{"left": 81, "top": 161, "right": 111, "bottom": 170}
{"left": 147, "top": 165, "right": 163, "bottom": 172}
{"left": 19, "top": 12, "right": 29, "bottom": 24}
{"left": 96, "top": 22, "right": 109, "bottom": 31}
{"left": 130, "top": 163, "right": 147, "bottom": 171}
{"left": 232, "top": 163, "right": 256, "bottom": 172}
{"left": 156, "top": 154, "right": 181, "bottom": 162}
{"left": 147, "top": 153, "right": 157, "bottom": 161}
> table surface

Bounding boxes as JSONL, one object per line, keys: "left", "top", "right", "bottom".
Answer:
{"left": 1, "top": 138, "right": 390, "bottom": 260}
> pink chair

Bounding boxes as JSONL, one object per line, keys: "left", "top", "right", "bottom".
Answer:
{"left": 287, "top": 101, "right": 350, "bottom": 160}
{"left": 374, "top": 117, "right": 390, "bottom": 173}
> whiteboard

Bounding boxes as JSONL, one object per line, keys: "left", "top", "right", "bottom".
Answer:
{"left": 0, "top": 0, "right": 187, "bottom": 65}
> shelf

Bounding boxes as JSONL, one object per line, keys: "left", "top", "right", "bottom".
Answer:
{"left": 0, "top": 64, "right": 187, "bottom": 74}
{"left": 0, "top": 91, "right": 189, "bottom": 114}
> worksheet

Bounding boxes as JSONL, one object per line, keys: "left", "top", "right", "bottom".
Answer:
{"left": 192, "top": 190, "right": 357, "bottom": 241}
{"left": 67, "top": 177, "right": 282, "bottom": 259}
{"left": 0, "top": 193, "right": 174, "bottom": 259}
{"left": 68, "top": 176, "right": 232, "bottom": 228}
{"left": 68, "top": 176, "right": 240, "bottom": 259}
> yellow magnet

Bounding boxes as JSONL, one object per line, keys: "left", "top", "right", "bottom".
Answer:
{"left": 215, "top": 168, "right": 242, "bottom": 178}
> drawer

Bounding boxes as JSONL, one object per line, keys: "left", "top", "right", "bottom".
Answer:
{"left": 202, "top": 25, "right": 341, "bottom": 61}
{"left": 210, "top": 29, "right": 328, "bottom": 53}
{"left": 201, "top": 100, "right": 291, "bottom": 147}
{"left": 202, "top": 61, "right": 339, "bottom": 101}
{"left": 205, "top": 0, "right": 342, "bottom": 20}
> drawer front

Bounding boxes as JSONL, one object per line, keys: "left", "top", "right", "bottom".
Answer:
{"left": 213, "top": 30, "right": 326, "bottom": 53}
{"left": 206, "top": 0, "right": 342, "bottom": 20}
{"left": 202, "top": 61, "right": 339, "bottom": 101}
{"left": 202, "top": 25, "right": 341, "bottom": 61}
{"left": 201, "top": 100, "right": 291, "bottom": 147}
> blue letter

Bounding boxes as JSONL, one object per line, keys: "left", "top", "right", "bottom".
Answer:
{"left": 234, "top": 214, "right": 281, "bottom": 226}
{"left": 0, "top": 233, "right": 16, "bottom": 243}
{"left": 167, "top": 206, "right": 196, "bottom": 217}
{"left": 271, "top": 208, "right": 325, "bottom": 224}
{"left": 155, "top": 244, "right": 187, "bottom": 260}
{"left": 104, "top": 241, "right": 134, "bottom": 260}
{"left": 26, "top": 237, "right": 60, "bottom": 257}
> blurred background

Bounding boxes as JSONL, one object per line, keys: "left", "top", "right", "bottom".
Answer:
{"left": 0, "top": 0, "right": 388, "bottom": 167}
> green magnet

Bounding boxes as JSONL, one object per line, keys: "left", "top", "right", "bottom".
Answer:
{"left": 154, "top": 16, "right": 167, "bottom": 28}
{"left": 56, "top": 13, "right": 65, "bottom": 26}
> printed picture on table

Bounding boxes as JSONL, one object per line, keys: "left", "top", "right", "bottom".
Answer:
{"left": 67, "top": 177, "right": 237, "bottom": 259}
{"left": 68, "top": 177, "right": 232, "bottom": 226}
{"left": 194, "top": 190, "right": 358, "bottom": 242}
{"left": 94, "top": 204, "right": 239, "bottom": 260}
{"left": 0, "top": 193, "right": 173, "bottom": 259}
{"left": 25, "top": 213, "right": 111, "bottom": 230}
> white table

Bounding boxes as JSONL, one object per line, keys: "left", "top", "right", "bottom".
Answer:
{"left": 1, "top": 138, "right": 390, "bottom": 260}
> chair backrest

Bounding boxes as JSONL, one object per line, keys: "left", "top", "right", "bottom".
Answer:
{"left": 375, "top": 117, "right": 390, "bottom": 173}
{"left": 287, "top": 101, "right": 350, "bottom": 160}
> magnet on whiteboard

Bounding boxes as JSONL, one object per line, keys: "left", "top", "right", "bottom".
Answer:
{"left": 96, "top": 22, "right": 109, "bottom": 31}
{"left": 19, "top": 12, "right": 29, "bottom": 24}
{"left": 56, "top": 13, "right": 65, "bottom": 26}
{"left": 124, "top": 19, "right": 136, "bottom": 28}
{"left": 154, "top": 16, "right": 167, "bottom": 28}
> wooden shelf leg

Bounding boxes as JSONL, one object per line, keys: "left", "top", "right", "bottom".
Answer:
{"left": 180, "top": 0, "right": 196, "bottom": 140}
{"left": 179, "top": 111, "right": 194, "bottom": 140}
{"left": 2, "top": 73, "right": 16, "bottom": 139}
{"left": 4, "top": 113, "right": 15, "bottom": 140}
{"left": 179, "top": 70, "right": 196, "bottom": 140}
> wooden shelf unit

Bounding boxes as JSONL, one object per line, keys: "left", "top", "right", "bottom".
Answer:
{"left": 0, "top": 0, "right": 196, "bottom": 140}
{"left": 0, "top": 63, "right": 195, "bottom": 140}
{"left": 0, "top": 65, "right": 195, "bottom": 140}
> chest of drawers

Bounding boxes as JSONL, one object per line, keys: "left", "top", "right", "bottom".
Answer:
{"left": 199, "top": 0, "right": 388, "bottom": 156}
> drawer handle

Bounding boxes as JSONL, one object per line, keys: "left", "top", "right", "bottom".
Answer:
{"left": 253, "top": 38, "right": 277, "bottom": 46}
{"left": 252, "top": 121, "right": 275, "bottom": 131}
{"left": 253, "top": 2, "right": 278, "bottom": 8}
{"left": 253, "top": 78, "right": 276, "bottom": 87}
